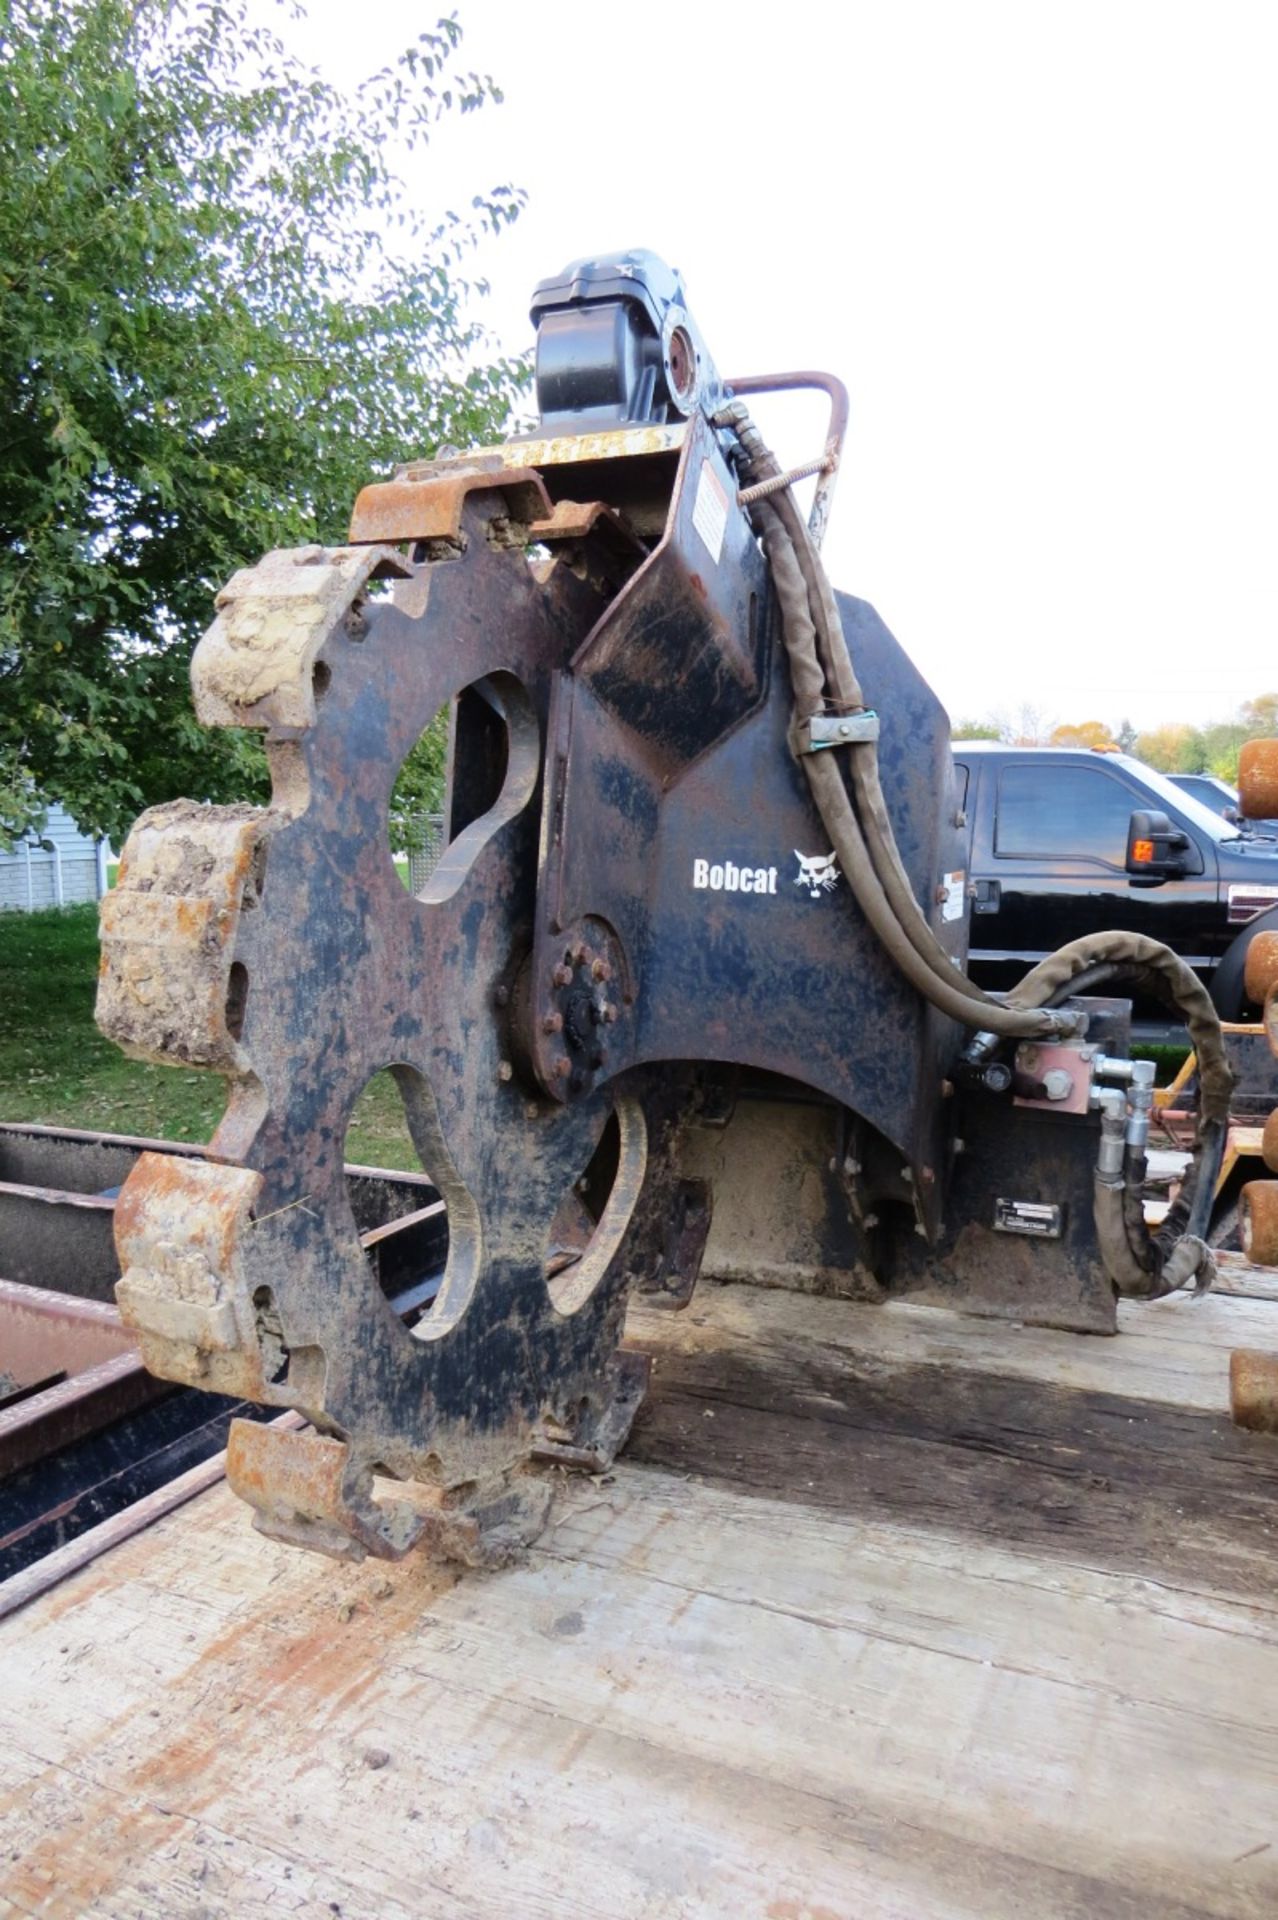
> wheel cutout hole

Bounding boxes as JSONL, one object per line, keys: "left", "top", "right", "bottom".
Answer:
{"left": 225, "top": 962, "right": 249, "bottom": 1041}
{"left": 390, "top": 673, "right": 539, "bottom": 903}
{"left": 344, "top": 1068, "right": 450, "bottom": 1328}
{"left": 546, "top": 1098, "right": 647, "bottom": 1317}
{"left": 252, "top": 1285, "right": 291, "bottom": 1385}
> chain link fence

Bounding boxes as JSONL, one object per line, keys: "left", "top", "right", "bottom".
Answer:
{"left": 404, "top": 814, "right": 446, "bottom": 893}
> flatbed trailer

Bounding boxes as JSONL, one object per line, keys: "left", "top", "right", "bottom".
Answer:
{"left": 3, "top": 1270, "right": 1278, "bottom": 1920}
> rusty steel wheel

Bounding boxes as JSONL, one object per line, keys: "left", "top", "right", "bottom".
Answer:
{"left": 1243, "top": 930, "right": 1278, "bottom": 1007}
{"left": 1230, "top": 1348, "right": 1278, "bottom": 1433}
{"left": 95, "top": 485, "right": 690, "bottom": 1564}
{"left": 1239, "top": 738, "right": 1278, "bottom": 821}
{"left": 1241, "top": 1179, "right": 1278, "bottom": 1269}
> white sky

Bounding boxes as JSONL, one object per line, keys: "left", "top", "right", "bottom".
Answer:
{"left": 286, "top": 0, "right": 1277, "bottom": 733}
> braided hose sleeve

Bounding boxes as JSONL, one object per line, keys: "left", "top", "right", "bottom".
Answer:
{"left": 1008, "top": 934, "right": 1230, "bottom": 1294}
{"left": 768, "top": 484, "right": 1019, "bottom": 1006}
{"left": 1094, "top": 1172, "right": 1215, "bottom": 1298}
{"left": 803, "top": 755, "right": 1080, "bottom": 1036}
{"left": 1006, "top": 934, "right": 1234, "bottom": 1128}
{"left": 755, "top": 497, "right": 1080, "bottom": 1039}
{"left": 724, "top": 398, "right": 1232, "bottom": 1293}
{"left": 735, "top": 413, "right": 1027, "bottom": 1013}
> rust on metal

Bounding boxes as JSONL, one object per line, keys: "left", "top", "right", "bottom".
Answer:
{"left": 1010, "top": 1040, "right": 1093, "bottom": 1114}
{"left": 1239, "top": 737, "right": 1278, "bottom": 822}
{"left": 1241, "top": 1179, "right": 1278, "bottom": 1268}
{"left": 721, "top": 369, "right": 849, "bottom": 549}
{"left": 97, "top": 801, "right": 267, "bottom": 1072}
{"left": 530, "top": 499, "right": 624, "bottom": 542}
{"left": 95, "top": 477, "right": 687, "bottom": 1565}
{"left": 398, "top": 424, "right": 687, "bottom": 480}
{"left": 113, "top": 1153, "right": 268, "bottom": 1397}
{"left": 1230, "top": 1347, "right": 1278, "bottom": 1433}
{"left": 1244, "top": 930, "right": 1278, "bottom": 1007}
{"left": 194, "top": 543, "right": 412, "bottom": 730}
{"left": 0, "top": 1278, "right": 161, "bottom": 1478}
{"left": 93, "top": 318, "right": 1167, "bottom": 1574}
{"left": 225, "top": 1417, "right": 552, "bottom": 1566}
{"left": 225, "top": 1419, "right": 425, "bottom": 1562}
{"left": 347, "top": 468, "right": 551, "bottom": 548}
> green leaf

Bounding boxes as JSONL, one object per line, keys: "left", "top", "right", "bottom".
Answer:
{"left": 0, "top": 0, "right": 524, "bottom": 844}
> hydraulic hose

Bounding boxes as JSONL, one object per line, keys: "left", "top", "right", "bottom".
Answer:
{"left": 1008, "top": 932, "right": 1229, "bottom": 1294}
{"left": 727, "top": 439, "right": 1080, "bottom": 1039}
{"left": 728, "top": 405, "right": 1002, "bottom": 1013}
{"left": 718, "top": 401, "right": 1231, "bottom": 1296}
{"left": 753, "top": 504, "right": 996, "bottom": 1012}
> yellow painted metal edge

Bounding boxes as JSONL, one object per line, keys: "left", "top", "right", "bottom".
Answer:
{"left": 398, "top": 423, "right": 686, "bottom": 484}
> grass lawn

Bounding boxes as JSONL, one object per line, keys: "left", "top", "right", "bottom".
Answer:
{"left": 0, "top": 903, "right": 1191, "bottom": 1178}
{"left": 0, "top": 904, "right": 417, "bottom": 1169}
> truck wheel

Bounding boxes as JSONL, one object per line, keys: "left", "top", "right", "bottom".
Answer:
{"left": 1241, "top": 1180, "right": 1278, "bottom": 1267}
{"left": 1211, "top": 905, "right": 1278, "bottom": 1022}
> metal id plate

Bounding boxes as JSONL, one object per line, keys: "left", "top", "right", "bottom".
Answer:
{"left": 994, "top": 1198, "right": 1063, "bottom": 1238}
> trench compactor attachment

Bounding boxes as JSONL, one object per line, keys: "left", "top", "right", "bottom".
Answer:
{"left": 97, "top": 251, "right": 1235, "bottom": 1564}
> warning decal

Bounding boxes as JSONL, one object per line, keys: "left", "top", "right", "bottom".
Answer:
{"left": 691, "top": 458, "right": 729, "bottom": 564}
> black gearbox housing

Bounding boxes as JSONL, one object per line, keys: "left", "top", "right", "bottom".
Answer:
{"left": 531, "top": 248, "right": 721, "bottom": 430}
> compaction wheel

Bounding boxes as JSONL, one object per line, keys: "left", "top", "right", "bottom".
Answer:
{"left": 97, "top": 480, "right": 696, "bottom": 1563}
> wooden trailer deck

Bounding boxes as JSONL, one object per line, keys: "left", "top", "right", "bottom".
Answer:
{"left": 3, "top": 1269, "right": 1278, "bottom": 1919}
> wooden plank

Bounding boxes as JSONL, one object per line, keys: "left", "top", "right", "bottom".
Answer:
{"left": 3, "top": 1280, "right": 1278, "bottom": 1918}
{"left": 1213, "top": 1256, "right": 1278, "bottom": 1304}
{"left": 1, "top": 1465, "right": 1274, "bottom": 1919}
{"left": 627, "top": 1287, "right": 1278, "bottom": 1605}
{"left": 627, "top": 1280, "right": 1278, "bottom": 1416}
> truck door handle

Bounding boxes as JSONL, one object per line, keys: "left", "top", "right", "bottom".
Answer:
{"left": 972, "top": 879, "right": 1000, "bottom": 914}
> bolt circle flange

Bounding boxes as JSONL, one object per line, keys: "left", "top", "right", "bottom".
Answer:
{"left": 530, "top": 920, "right": 627, "bottom": 1101}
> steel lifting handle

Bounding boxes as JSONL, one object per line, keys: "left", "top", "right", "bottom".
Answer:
{"left": 722, "top": 370, "right": 850, "bottom": 550}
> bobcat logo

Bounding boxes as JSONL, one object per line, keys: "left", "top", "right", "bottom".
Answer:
{"left": 794, "top": 850, "right": 841, "bottom": 899}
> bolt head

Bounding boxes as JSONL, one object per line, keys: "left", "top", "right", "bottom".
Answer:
{"left": 552, "top": 964, "right": 573, "bottom": 988}
{"left": 497, "top": 1060, "right": 513, "bottom": 1083}
{"left": 542, "top": 1012, "right": 564, "bottom": 1034}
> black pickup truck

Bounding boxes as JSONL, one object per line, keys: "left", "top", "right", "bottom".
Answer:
{"left": 953, "top": 743, "right": 1278, "bottom": 1018}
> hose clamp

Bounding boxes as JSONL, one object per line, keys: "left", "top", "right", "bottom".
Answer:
{"left": 796, "top": 711, "right": 880, "bottom": 754}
